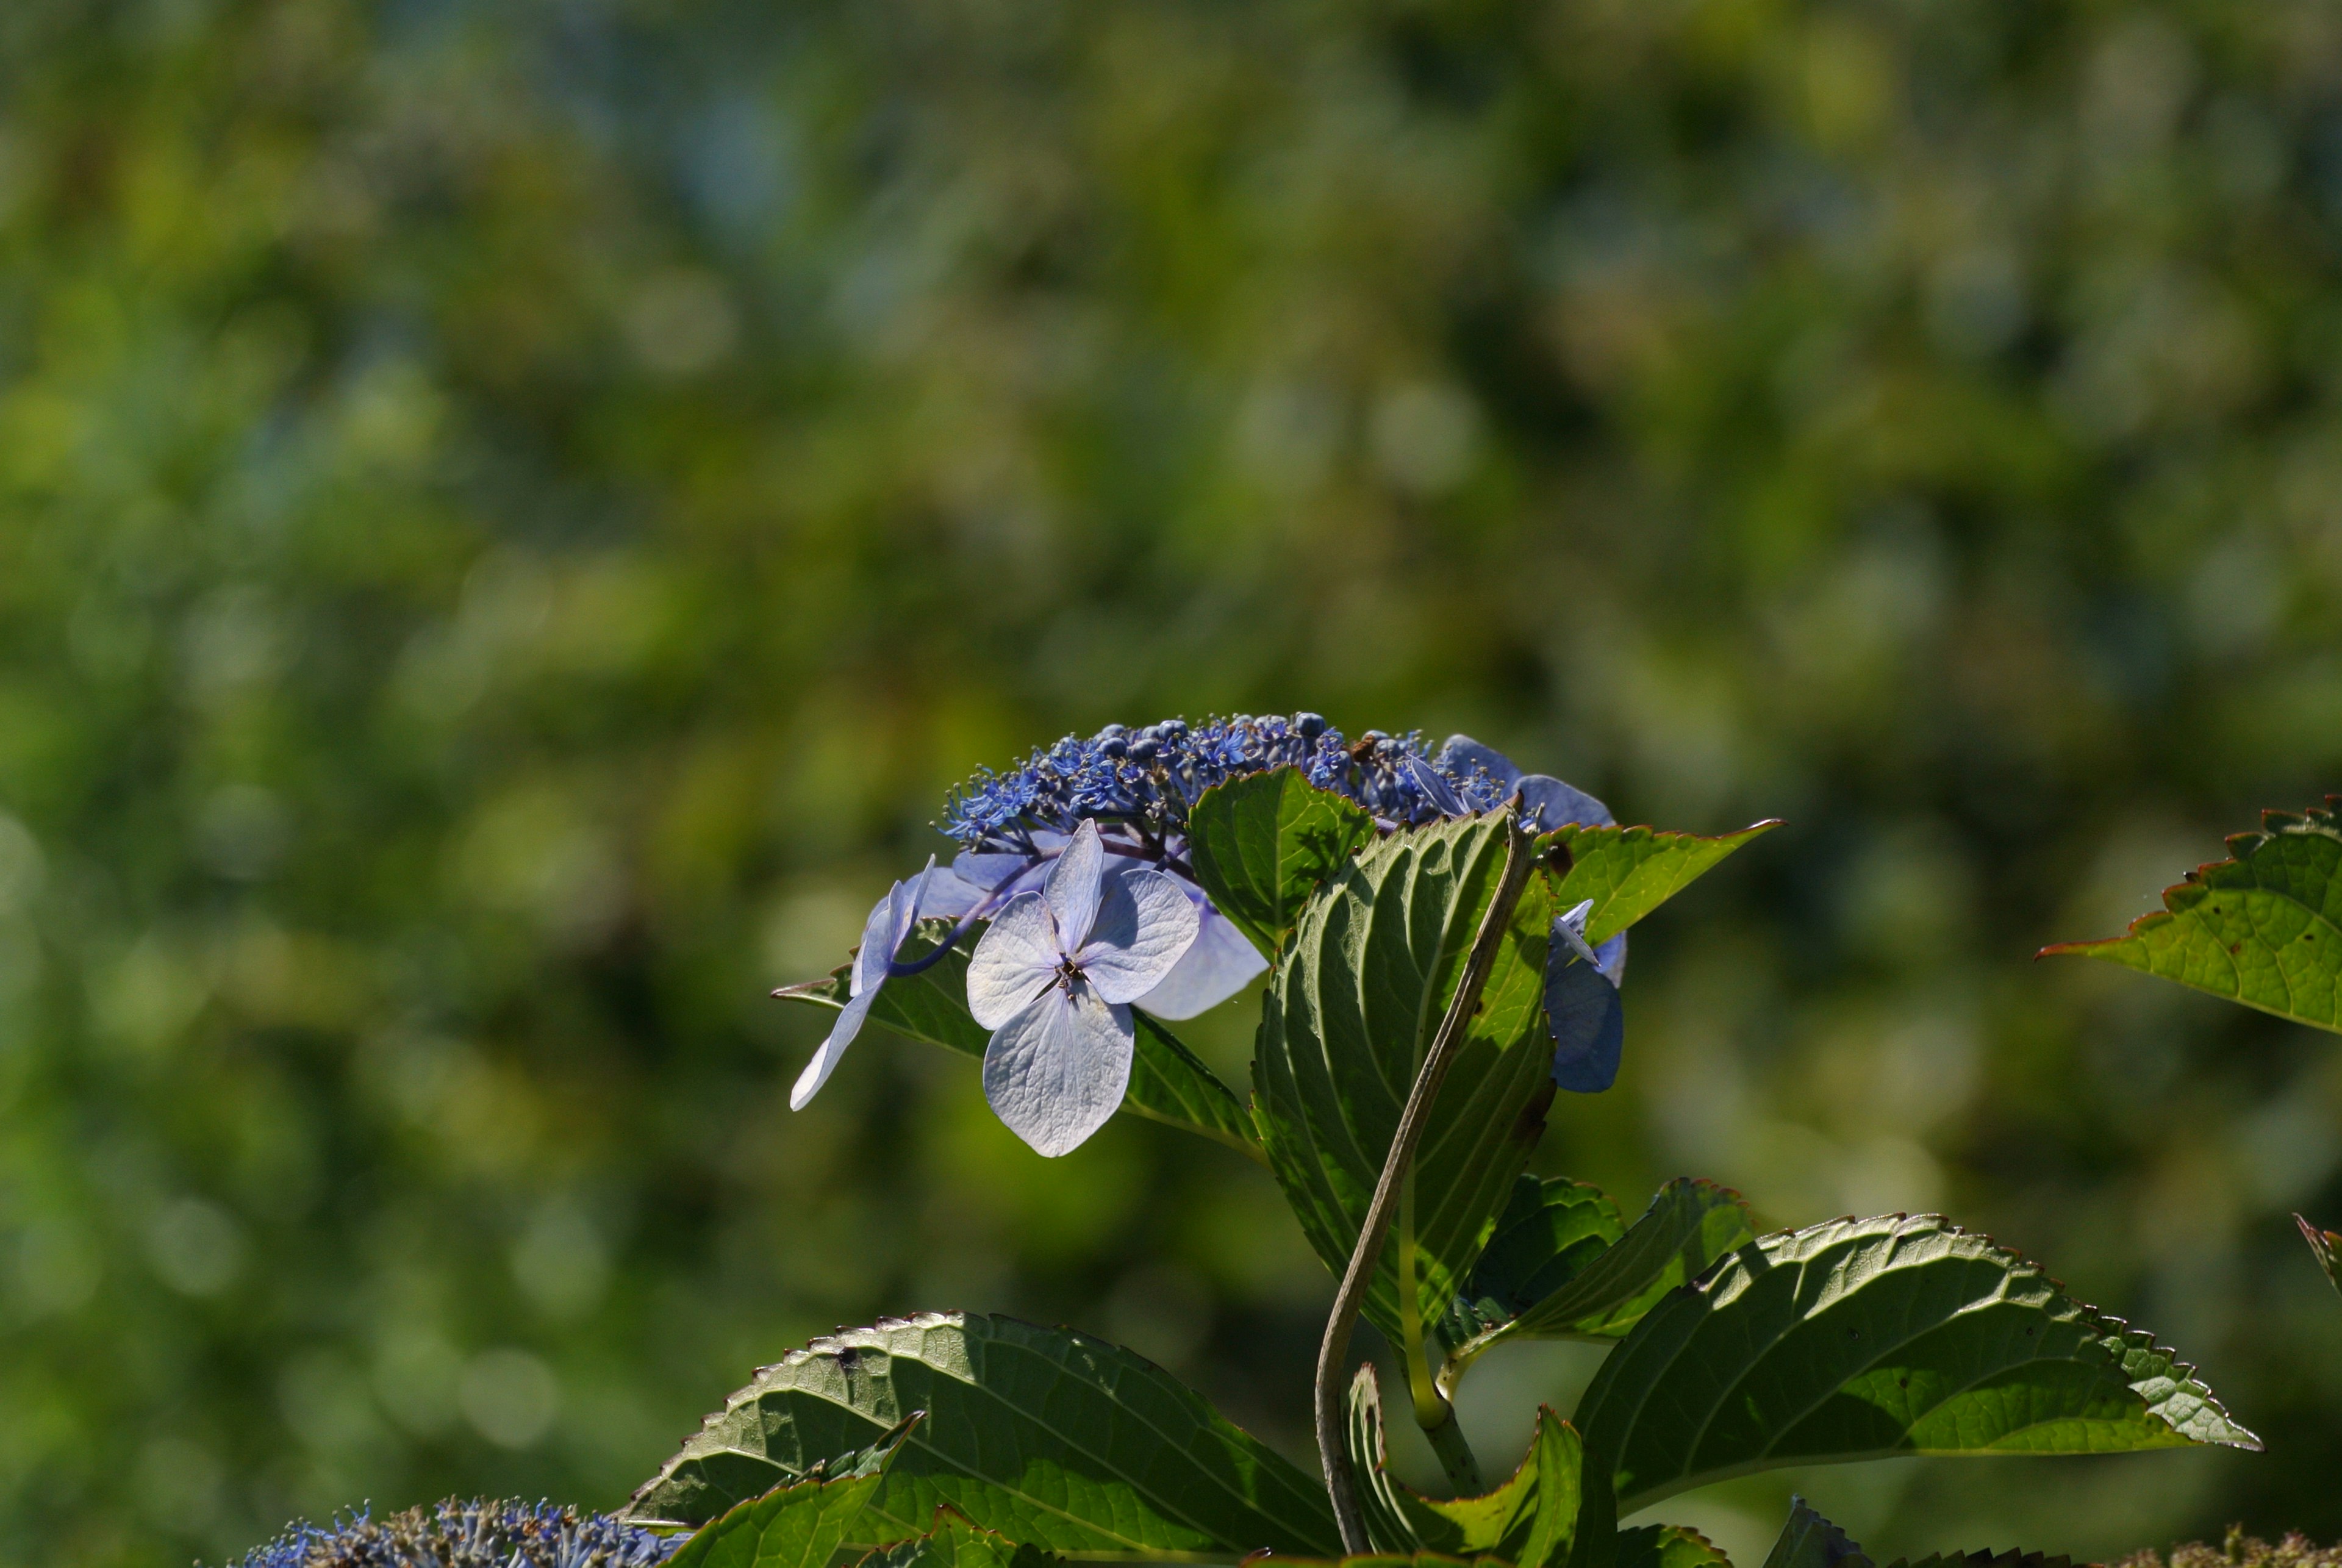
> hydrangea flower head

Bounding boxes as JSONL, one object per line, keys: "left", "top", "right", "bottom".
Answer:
{"left": 965, "top": 821, "right": 1200, "bottom": 1155}
{"left": 227, "top": 1499, "right": 678, "bottom": 1568}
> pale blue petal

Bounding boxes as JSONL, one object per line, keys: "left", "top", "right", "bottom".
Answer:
{"left": 1078, "top": 868, "right": 1200, "bottom": 1005}
{"left": 1595, "top": 930, "right": 1628, "bottom": 986}
{"left": 1437, "top": 735, "right": 1524, "bottom": 790}
{"left": 965, "top": 890, "right": 1062, "bottom": 1029}
{"left": 1517, "top": 774, "right": 1614, "bottom": 830}
{"left": 790, "top": 984, "right": 881, "bottom": 1109}
{"left": 849, "top": 879, "right": 911, "bottom": 997}
{"left": 1547, "top": 956, "right": 1624, "bottom": 1094}
{"left": 981, "top": 978, "right": 1134, "bottom": 1157}
{"left": 1552, "top": 898, "right": 1600, "bottom": 968}
{"left": 1133, "top": 900, "right": 1266, "bottom": 1019}
{"left": 1045, "top": 820, "right": 1108, "bottom": 951}
{"left": 1405, "top": 755, "right": 1470, "bottom": 817}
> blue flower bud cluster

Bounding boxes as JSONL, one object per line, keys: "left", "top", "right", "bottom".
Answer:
{"left": 227, "top": 1499, "right": 679, "bottom": 1568}
{"left": 941, "top": 713, "right": 1511, "bottom": 852}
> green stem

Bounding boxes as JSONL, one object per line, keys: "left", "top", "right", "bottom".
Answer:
{"left": 1395, "top": 1184, "right": 1483, "bottom": 1494}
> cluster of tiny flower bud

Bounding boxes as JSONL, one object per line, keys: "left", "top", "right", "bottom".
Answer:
{"left": 940, "top": 713, "right": 1508, "bottom": 851}
{"left": 230, "top": 1499, "right": 678, "bottom": 1568}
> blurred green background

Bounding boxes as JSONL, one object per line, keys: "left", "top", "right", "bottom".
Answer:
{"left": 9, "top": 0, "right": 2342, "bottom": 1561}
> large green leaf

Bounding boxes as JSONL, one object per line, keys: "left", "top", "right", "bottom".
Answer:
{"left": 1188, "top": 768, "right": 1378, "bottom": 959}
{"left": 1574, "top": 1214, "right": 2260, "bottom": 1513}
{"left": 666, "top": 1419, "right": 915, "bottom": 1568}
{"left": 1542, "top": 822, "right": 1779, "bottom": 947}
{"left": 2041, "top": 800, "right": 2342, "bottom": 1033}
{"left": 1439, "top": 1176, "right": 1627, "bottom": 1353}
{"left": 627, "top": 1312, "right": 1340, "bottom": 1561}
{"left": 1440, "top": 1181, "right": 1752, "bottom": 1391}
{"left": 1342, "top": 1367, "right": 1611, "bottom": 1568}
{"left": 777, "top": 922, "right": 1259, "bottom": 1158}
{"left": 1255, "top": 814, "right": 1559, "bottom": 1353}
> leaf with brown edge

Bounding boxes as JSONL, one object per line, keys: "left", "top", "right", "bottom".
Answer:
{"left": 2041, "top": 798, "right": 2342, "bottom": 1033}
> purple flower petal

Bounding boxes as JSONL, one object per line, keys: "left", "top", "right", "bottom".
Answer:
{"left": 1078, "top": 868, "right": 1200, "bottom": 1005}
{"left": 965, "top": 890, "right": 1062, "bottom": 1029}
{"left": 981, "top": 978, "right": 1135, "bottom": 1157}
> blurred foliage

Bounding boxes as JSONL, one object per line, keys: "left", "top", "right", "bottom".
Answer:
{"left": 9, "top": 0, "right": 2342, "bottom": 1563}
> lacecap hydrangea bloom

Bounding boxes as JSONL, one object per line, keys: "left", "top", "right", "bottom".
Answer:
{"left": 227, "top": 1498, "right": 678, "bottom": 1568}
{"left": 782, "top": 714, "right": 1627, "bottom": 1155}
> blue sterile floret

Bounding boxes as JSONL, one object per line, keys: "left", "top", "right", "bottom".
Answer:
{"left": 226, "top": 1498, "right": 679, "bottom": 1568}
{"left": 942, "top": 712, "right": 1516, "bottom": 852}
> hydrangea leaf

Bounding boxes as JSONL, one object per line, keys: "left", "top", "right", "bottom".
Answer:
{"left": 858, "top": 1510, "right": 1069, "bottom": 1568}
{"left": 1541, "top": 822, "right": 1780, "bottom": 948}
{"left": 665, "top": 1418, "right": 916, "bottom": 1568}
{"left": 1757, "top": 1500, "right": 1868, "bottom": 1568}
{"left": 1188, "top": 767, "right": 1379, "bottom": 959}
{"left": 1575, "top": 1215, "right": 2260, "bottom": 1514}
{"left": 1614, "top": 1527, "right": 1731, "bottom": 1568}
{"left": 626, "top": 1312, "right": 1340, "bottom": 1560}
{"left": 1440, "top": 1180, "right": 1753, "bottom": 1392}
{"left": 1344, "top": 1366, "right": 1611, "bottom": 1568}
{"left": 778, "top": 922, "right": 1259, "bottom": 1158}
{"left": 1255, "top": 814, "right": 1560, "bottom": 1351}
{"left": 1439, "top": 1176, "right": 1628, "bottom": 1352}
{"left": 2041, "top": 800, "right": 2342, "bottom": 1033}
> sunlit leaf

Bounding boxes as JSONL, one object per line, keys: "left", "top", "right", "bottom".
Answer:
{"left": 665, "top": 1418, "right": 916, "bottom": 1568}
{"left": 627, "top": 1312, "right": 1339, "bottom": 1560}
{"left": 1542, "top": 822, "right": 1779, "bottom": 948}
{"left": 1188, "top": 767, "right": 1379, "bottom": 959}
{"left": 1575, "top": 1215, "right": 2260, "bottom": 1513}
{"left": 2041, "top": 800, "right": 2342, "bottom": 1033}
{"left": 1614, "top": 1527, "right": 1730, "bottom": 1568}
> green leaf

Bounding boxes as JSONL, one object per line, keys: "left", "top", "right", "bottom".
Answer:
{"left": 1541, "top": 822, "right": 1778, "bottom": 948}
{"left": 1757, "top": 1500, "right": 1868, "bottom": 1568}
{"left": 626, "top": 1312, "right": 1341, "bottom": 1560}
{"left": 859, "top": 1510, "right": 1070, "bottom": 1568}
{"left": 777, "top": 922, "right": 1259, "bottom": 1159}
{"left": 665, "top": 1418, "right": 917, "bottom": 1568}
{"left": 2298, "top": 1214, "right": 2342, "bottom": 1300}
{"left": 1440, "top": 1181, "right": 1752, "bottom": 1392}
{"left": 1440, "top": 1176, "right": 1628, "bottom": 1352}
{"left": 1130, "top": 1012, "right": 1262, "bottom": 1159}
{"left": 1614, "top": 1527, "right": 1730, "bottom": 1568}
{"left": 2041, "top": 799, "right": 2342, "bottom": 1033}
{"left": 1188, "top": 768, "right": 1379, "bottom": 959}
{"left": 1344, "top": 1366, "right": 1609, "bottom": 1568}
{"left": 1574, "top": 1214, "right": 2261, "bottom": 1514}
{"left": 1256, "top": 814, "right": 1560, "bottom": 1351}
